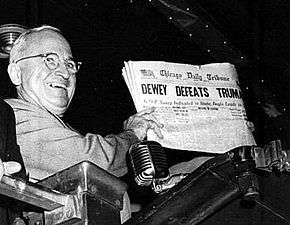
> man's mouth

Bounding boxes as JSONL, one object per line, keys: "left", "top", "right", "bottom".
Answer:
{"left": 48, "top": 82, "right": 67, "bottom": 89}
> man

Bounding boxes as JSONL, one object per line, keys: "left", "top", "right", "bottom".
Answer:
{"left": 0, "top": 99, "right": 27, "bottom": 224}
{"left": 5, "top": 25, "right": 163, "bottom": 223}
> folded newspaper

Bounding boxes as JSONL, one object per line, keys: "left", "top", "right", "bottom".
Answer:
{"left": 122, "top": 61, "right": 256, "bottom": 154}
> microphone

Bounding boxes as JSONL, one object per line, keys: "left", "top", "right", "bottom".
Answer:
{"left": 128, "top": 141, "right": 169, "bottom": 188}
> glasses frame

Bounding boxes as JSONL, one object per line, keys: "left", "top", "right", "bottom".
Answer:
{"left": 13, "top": 52, "right": 82, "bottom": 74}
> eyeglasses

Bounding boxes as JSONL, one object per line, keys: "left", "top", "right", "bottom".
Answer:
{"left": 13, "top": 52, "right": 82, "bottom": 74}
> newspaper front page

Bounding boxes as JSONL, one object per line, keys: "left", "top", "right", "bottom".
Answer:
{"left": 122, "top": 61, "right": 256, "bottom": 154}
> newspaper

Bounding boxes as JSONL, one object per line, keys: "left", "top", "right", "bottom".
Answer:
{"left": 122, "top": 61, "right": 256, "bottom": 153}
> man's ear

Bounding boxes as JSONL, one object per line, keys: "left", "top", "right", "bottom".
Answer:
{"left": 7, "top": 63, "right": 22, "bottom": 86}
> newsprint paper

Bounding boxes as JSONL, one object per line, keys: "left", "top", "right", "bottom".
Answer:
{"left": 122, "top": 61, "right": 256, "bottom": 154}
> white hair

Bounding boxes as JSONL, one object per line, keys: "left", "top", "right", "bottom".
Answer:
{"left": 9, "top": 25, "right": 62, "bottom": 63}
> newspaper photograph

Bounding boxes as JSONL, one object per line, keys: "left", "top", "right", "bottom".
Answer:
{"left": 122, "top": 61, "right": 256, "bottom": 154}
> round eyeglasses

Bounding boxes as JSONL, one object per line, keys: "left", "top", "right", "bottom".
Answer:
{"left": 13, "top": 52, "right": 82, "bottom": 74}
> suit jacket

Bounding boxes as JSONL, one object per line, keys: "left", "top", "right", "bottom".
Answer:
{"left": 5, "top": 98, "right": 139, "bottom": 223}
{"left": 5, "top": 98, "right": 138, "bottom": 181}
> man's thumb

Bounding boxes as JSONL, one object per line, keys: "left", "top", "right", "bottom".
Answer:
{"left": 3, "top": 161, "right": 21, "bottom": 175}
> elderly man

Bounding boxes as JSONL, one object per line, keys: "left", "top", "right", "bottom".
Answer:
{"left": 5, "top": 25, "right": 163, "bottom": 222}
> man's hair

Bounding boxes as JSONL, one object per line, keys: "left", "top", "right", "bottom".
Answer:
{"left": 9, "top": 25, "right": 62, "bottom": 63}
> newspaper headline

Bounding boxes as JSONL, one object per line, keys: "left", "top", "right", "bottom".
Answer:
{"left": 122, "top": 61, "right": 256, "bottom": 153}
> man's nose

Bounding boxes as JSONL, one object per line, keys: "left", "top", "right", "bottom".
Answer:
{"left": 56, "top": 62, "right": 71, "bottom": 79}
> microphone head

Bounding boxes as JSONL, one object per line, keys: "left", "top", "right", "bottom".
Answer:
{"left": 129, "top": 141, "right": 169, "bottom": 186}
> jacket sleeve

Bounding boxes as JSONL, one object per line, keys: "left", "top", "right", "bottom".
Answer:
{"left": 16, "top": 114, "right": 139, "bottom": 180}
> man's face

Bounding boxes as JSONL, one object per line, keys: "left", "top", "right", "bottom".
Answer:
{"left": 18, "top": 31, "right": 76, "bottom": 116}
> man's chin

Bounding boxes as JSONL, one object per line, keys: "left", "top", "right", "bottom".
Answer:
{"left": 44, "top": 101, "right": 69, "bottom": 116}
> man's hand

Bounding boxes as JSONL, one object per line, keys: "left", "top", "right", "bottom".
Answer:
{"left": 123, "top": 107, "right": 164, "bottom": 141}
{"left": 0, "top": 158, "right": 21, "bottom": 181}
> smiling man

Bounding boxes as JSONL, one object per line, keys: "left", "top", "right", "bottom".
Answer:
{"left": 8, "top": 27, "right": 77, "bottom": 118}
{"left": 5, "top": 25, "right": 163, "bottom": 223}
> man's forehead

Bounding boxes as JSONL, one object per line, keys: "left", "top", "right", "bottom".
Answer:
{"left": 25, "top": 30, "right": 72, "bottom": 55}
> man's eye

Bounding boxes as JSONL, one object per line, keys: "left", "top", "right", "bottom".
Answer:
{"left": 46, "top": 56, "right": 56, "bottom": 63}
{"left": 66, "top": 61, "right": 75, "bottom": 69}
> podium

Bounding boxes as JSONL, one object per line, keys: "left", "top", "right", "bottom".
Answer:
{"left": 0, "top": 161, "right": 127, "bottom": 225}
{"left": 124, "top": 146, "right": 290, "bottom": 225}
{"left": 1, "top": 147, "right": 289, "bottom": 225}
